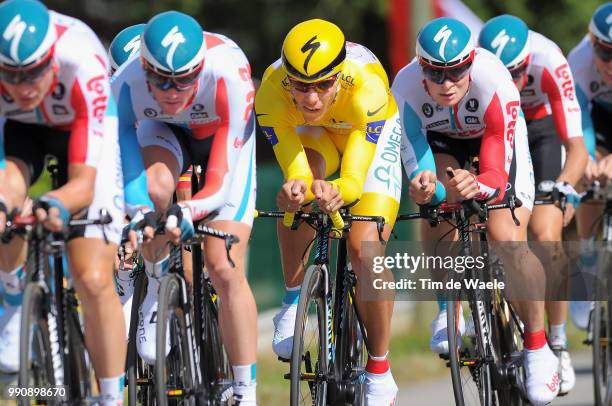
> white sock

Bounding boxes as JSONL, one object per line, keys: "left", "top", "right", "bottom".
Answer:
{"left": 144, "top": 255, "right": 170, "bottom": 279}
{"left": 548, "top": 323, "right": 567, "bottom": 348}
{"left": 0, "top": 265, "right": 25, "bottom": 306}
{"left": 98, "top": 374, "right": 125, "bottom": 405}
{"left": 233, "top": 363, "right": 256, "bottom": 401}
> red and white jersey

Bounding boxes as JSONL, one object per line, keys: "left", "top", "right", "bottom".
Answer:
{"left": 112, "top": 32, "right": 255, "bottom": 221}
{"left": 519, "top": 31, "right": 583, "bottom": 141}
{"left": 0, "top": 11, "right": 112, "bottom": 168}
{"left": 392, "top": 48, "right": 524, "bottom": 201}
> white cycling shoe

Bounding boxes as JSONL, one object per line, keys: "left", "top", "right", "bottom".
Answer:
{"left": 524, "top": 344, "right": 560, "bottom": 405}
{"left": 430, "top": 308, "right": 465, "bottom": 354}
{"left": 272, "top": 303, "right": 297, "bottom": 360}
{"left": 551, "top": 346, "right": 576, "bottom": 395}
{"left": 136, "top": 276, "right": 169, "bottom": 365}
{"left": 115, "top": 270, "right": 136, "bottom": 339}
{"left": 364, "top": 370, "right": 398, "bottom": 406}
{"left": 0, "top": 304, "right": 21, "bottom": 373}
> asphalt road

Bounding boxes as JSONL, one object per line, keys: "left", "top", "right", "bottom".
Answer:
{"left": 399, "top": 351, "right": 595, "bottom": 406}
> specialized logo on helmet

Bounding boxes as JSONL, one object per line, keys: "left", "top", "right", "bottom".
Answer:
{"left": 3, "top": 14, "right": 27, "bottom": 64}
{"left": 123, "top": 35, "right": 141, "bottom": 58}
{"left": 301, "top": 36, "right": 320, "bottom": 74}
{"left": 607, "top": 13, "right": 612, "bottom": 39}
{"left": 490, "top": 29, "right": 510, "bottom": 58}
{"left": 161, "top": 26, "right": 186, "bottom": 71}
{"left": 433, "top": 25, "right": 452, "bottom": 59}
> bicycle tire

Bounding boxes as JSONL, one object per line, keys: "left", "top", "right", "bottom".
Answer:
{"left": 491, "top": 296, "right": 525, "bottom": 406}
{"left": 290, "top": 265, "right": 329, "bottom": 406}
{"left": 65, "top": 299, "right": 91, "bottom": 401}
{"left": 155, "top": 274, "right": 196, "bottom": 406}
{"left": 127, "top": 270, "right": 148, "bottom": 406}
{"left": 447, "top": 291, "right": 493, "bottom": 406}
{"left": 199, "top": 272, "right": 232, "bottom": 404}
{"left": 18, "top": 281, "right": 62, "bottom": 406}
{"left": 593, "top": 300, "right": 609, "bottom": 405}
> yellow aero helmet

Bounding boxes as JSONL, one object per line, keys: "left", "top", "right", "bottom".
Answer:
{"left": 282, "top": 19, "right": 346, "bottom": 83}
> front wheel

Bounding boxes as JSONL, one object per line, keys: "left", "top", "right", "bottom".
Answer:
{"left": 290, "top": 265, "right": 329, "bottom": 406}
{"left": 18, "top": 282, "right": 62, "bottom": 406}
{"left": 155, "top": 274, "right": 197, "bottom": 406}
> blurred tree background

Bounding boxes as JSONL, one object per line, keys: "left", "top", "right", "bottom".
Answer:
{"left": 43, "top": 0, "right": 604, "bottom": 80}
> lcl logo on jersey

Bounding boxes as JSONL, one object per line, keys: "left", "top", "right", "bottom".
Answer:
{"left": 366, "top": 120, "right": 385, "bottom": 143}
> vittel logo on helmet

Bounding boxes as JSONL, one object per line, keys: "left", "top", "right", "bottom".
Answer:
{"left": 161, "top": 26, "right": 186, "bottom": 71}
{"left": 433, "top": 25, "right": 452, "bottom": 59}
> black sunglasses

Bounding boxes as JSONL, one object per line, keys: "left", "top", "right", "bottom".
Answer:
{"left": 0, "top": 56, "right": 53, "bottom": 85}
{"left": 421, "top": 62, "right": 472, "bottom": 85}
{"left": 594, "top": 41, "right": 612, "bottom": 63}
{"left": 144, "top": 64, "right": 201, "bottom": 91}
{"left": 287, "top": 74, "right": 338, "bottom": 93}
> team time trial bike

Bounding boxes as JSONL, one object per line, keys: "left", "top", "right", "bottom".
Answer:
{"left": 124, "top": 207, "right": 237, "bottom": 406}
{"left": 397, "top": 190, "right": 528, "bottom": 406}
{"left": 580, "top": 181, "right": 612, "bottom": 406}
{"left": 10, "top": 161, "right": 112, "bottom": 405}
{"left": 256, "top": 206, "right": 386, "bottom": 406}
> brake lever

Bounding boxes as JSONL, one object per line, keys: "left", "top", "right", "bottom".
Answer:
{"left": 376, "top": 217, "right": 385, "bottom": 244}
{"left": 509, "top": 195, "right": 521, "bottom": 226}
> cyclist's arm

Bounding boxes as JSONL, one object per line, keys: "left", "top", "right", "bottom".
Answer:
{"left": 394, "top": 96, "right": 446, "bottom": 204}
{"left": 188, "top": 66, "right": 256, "bottom": 221}
{"left": 114, "top": 81, "right": 154, "bottom": 217}
{"left": 540, "top": 59, "right": 587, "bottom": 185}
{"left": 255, "top": 79, "right": 315, "bottom": 201}
{"left": 46, "top": 55, "right": 111, "bottom": 212}
{"left": 478, "top": 93, "right": 514, "bottom": 203}
{"left": 576, "top": 84, "right": 597, "bottom": 160}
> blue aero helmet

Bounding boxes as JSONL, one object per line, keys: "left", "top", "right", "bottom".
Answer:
{"left": 140, "top": 11, "right": 205, "bottom": 75}
{"left": 589, "top": 2, "right": 612, "bottom": 45}
{"left": 416, "top": 17, "right": 475, "bottom": 68}
{"left": 109, "top": 24, "right": 145, "bottom": 74}
{"left": 0, "top": 0, "right": 57, "bottom": 69}
{"left": 478, "top": 15, "right": 530, "bottom": 69}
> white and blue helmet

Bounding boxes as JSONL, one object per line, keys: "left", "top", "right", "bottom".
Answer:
{"left": 416, "top": 17, "right": 475, "bottom": 67}
{"left": 140, "top": 11, "right": 205, "bottom": 75}
{"left": 109, "top": 24, "right": 145, "bottom": 73}
{"left": 0, "top": 0, "right": 56, "bottom": 68}
{"left": 479, "top": 15, "right": 530, "bottom": 69}
{"left": 589, "top": 2, "right": 612, "bottom": 45}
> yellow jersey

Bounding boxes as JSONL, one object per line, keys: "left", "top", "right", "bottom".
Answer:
{"left": 255, "top": 42, "right": 398, "bottom": 204}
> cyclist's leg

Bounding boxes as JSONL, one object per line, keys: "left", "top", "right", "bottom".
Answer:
{"left": 201, "top": 132, "right": 257, "bottom": 402}
{"left": 489, "top": 122, "right": 561, "bottom": 404}
{"left": 420, "top": 133, "right": 475, "bottom": 354}
{"left": 572, "top": 146, "right": 608, "bottom": 329}
{"left": 348, "top": 112, "right": 401, "bottom": 404}
{"left": 134, "top": 120, "right": 185, "bottom": 364}
{"left": 525, "top": 115, "right": 575, "bottom": 393}
{"left": 67, "top": 121, "right": 126, "bottom": 403}
{"left": 273, "top": 126, "right": 339, "bottom": 359}
{"left": 0, "top": 121, "right": 50, "bottom": 373}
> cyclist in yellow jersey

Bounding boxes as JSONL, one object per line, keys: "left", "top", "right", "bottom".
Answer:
{"left": 255, "top": 19, "right": 402, "bottom": 405}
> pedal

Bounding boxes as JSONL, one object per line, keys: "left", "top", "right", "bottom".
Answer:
{"left": 277, "top": 356, "right": 290, "bottom": 362}
{"left": 438, "top": 353, "right": 450, "bottom": 361}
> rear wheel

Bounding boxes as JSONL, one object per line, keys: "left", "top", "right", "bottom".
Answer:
{"left": 290, "top": 265, "right": 328, "bottom": 406}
